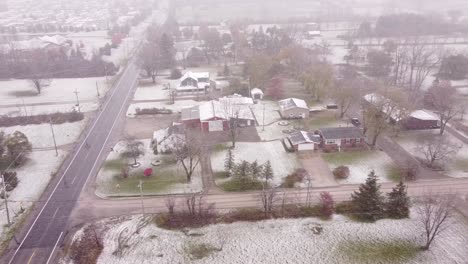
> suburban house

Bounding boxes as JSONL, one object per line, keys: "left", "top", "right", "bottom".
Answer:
{"left": 278, "top": 98, "right": 309, "bottom": 119}
{"left": 181, "top": 99, "right": 255, "bottom": 132}
{"left": 251, "top": 88, "right": 264, "bottom": 100}
{"left": 402, "top": 110, "right": 440, "bottom": 130}
{"left": 286, "top": 130, "right": 321, "bottom": 151}
{"left": 363, "top": 93, "right": 440, "bottom": 130}
{"left": 152, "top": 123, "right": 185, "bottom": 153}
{"left": 176, "top": 71, "right": 211, "bottom": 94}
{"left": 318, "top": 127, "right": 365, "bottom": 152}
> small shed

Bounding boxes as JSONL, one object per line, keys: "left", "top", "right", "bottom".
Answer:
{"left": 251, "top": 88, "right": 264, "bottom": 100}
{"left": 403, "top": 110, "right": 440, "bottom": 130}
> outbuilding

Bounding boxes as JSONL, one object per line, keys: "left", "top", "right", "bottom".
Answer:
{"left": 251, "top": 88, "right": 264, "bottom": 100}
{"left": 278, "top": 98, "right": 309, "bottom": 119}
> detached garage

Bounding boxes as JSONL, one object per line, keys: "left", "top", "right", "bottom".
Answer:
{"left": 287, "top": 131, "right": 321, "bottom": 152}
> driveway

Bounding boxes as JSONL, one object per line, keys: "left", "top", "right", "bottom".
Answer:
{"left": 298, "top": 151, "right": 339, "bottom": 187}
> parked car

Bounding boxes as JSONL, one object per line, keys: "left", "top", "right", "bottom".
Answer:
{"left": 351, "top": 118, "right": 361, "bottom": 127}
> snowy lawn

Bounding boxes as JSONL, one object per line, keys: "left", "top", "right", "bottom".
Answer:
{"left": 210, "top": 141, "right": 301, "bottom": 187}
{"left": 0, "top": 78, "right": 108, "bottom": 106}
{"left": 95, "top": 139, "right": 202, "bottom": 197}
{"left": 0, "top": 149, "right": 67, "bottom": 247}
{"left": 132, "top": 79, "right": 179, "bottom": 101}
{"left": 69, "top": 211, "right": 468, "bottom": 264}
{"left": 2, "top": 119, "right": 88, "bottom": 148}
{"left": 126, "top": 100, "right": 205, "bottom": 117}
{"left": 322, "top": 150, "right": 396, "bottom": 184}
{"left": 394, "top": 130, "right": 468, "bottom": 178}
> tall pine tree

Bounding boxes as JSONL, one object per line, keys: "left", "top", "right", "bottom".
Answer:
{"left": 351, "top": 170, "right": 384, "bottom": 221}
{"left": 224, "top": 148, "right": 235, "bottom": 176}
{"left": 386, "top": 181, "right": 410, "bottom": 219}
{"left": 262, "top": 161, "right": 273, "bottom": 183}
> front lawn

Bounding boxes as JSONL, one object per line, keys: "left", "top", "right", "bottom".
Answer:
{"left": 323, "top": 150, "right": 396, "bottom": 184}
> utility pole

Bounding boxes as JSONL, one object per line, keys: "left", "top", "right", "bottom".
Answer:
{"left": 49, "top": 118, "right": 58, "bottom": 156}
{"left": 95, "top": 81, "right": 100, "bottom": 98}
{"left": 262, "top": 103, "right": 266, "bottom": 131}
{"left": 73, "top": 88, "right": 80, "bottom": 112}
{"left": 1, "top": 172, "right": 11, "bottom": 226}
{"left": 138, "top": 180, "right": 145, "bottom": 214}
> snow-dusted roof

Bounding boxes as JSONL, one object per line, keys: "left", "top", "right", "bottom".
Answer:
{"left": 190, "top": 100, "right": 255, "bottom": 122}
{"left": 192, "top": 72, "right": 210, "bottom": 79}
{"left": 278, "top": 98, "right": 309, "bottom": 110}
{"left": 219, "top": 95, "right": 254, "bottom": 105}
{"left": 199, "top": 101, "right": 228, "bottom": 121}
{"left": 38, "top": 35, "right": 68, "bottom": 45}
{"left": 251, "top": 88, "right": 264, "bottom": 95}
{"left": 152, "top": 125, "right": 185, "bottom": 153}
{"left": 320, "top": 127, "right": 363, "bottom": 140}
{"left": 410, "top": 110, "right": 438, "bottom": 121}
{"left": 288, "top": 131, "right": 321, "bottom": 145}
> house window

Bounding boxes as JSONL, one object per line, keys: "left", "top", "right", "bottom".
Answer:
{"left": 345, "top": 138, "right": 351, "bottom": 144}
{"left": 356, "top": 138, "right": 362, "bottom": 143}
{"left": 326, "top": 139, "right": 336, "bottom": 145}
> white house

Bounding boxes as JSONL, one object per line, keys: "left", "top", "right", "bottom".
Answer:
{"left": 278, "top": 98, "right": 309, "bottom": 119}
{"left": 176, "top": 71, "right": 211, "bottom": 93}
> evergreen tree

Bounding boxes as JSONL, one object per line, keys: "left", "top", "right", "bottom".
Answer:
{"left": 159, "top": 33, "right": 175, "bottom": 69}
{"left": 351, "top": 170, "right": 384, "bottom": 221}
{"left": 262, "top": 161, "right": 273, "bottom": 183}
{"left": 234, "top": 160, "right": 250, "bottom": 178}
{"left": 224, "top": 148, "right": 235, "bottom": 176}
{"left": 386, "top": 181, "right": 410, "bottom": 219}
{"left": 250, "top": 160, "right": 262, "bottom": 179}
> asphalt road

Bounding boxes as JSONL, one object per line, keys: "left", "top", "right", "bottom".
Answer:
{"left": 3, "top": 62, "right": 140, "bottom": 264}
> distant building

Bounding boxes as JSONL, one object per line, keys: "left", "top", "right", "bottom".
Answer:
{"left": 251, "top": 88, "right": 264, "bottom": 100}
{"left": 286, "top": 131, "right": 321, "bottom": 151}
{"left": 177, "top": 71, "right": 211, "bottom": 94}
{"left": 278, "top": 98, "right": 309, "bottom": 119}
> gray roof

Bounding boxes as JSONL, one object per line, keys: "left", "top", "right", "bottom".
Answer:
{"left": 288, "top": 131, "right": 321, "bottom": 145}
{"left": 181, "top": 106, "right": 200, "bottom": 121}
{"left": 319, "top": 127, "right": 363, "bottom": 140}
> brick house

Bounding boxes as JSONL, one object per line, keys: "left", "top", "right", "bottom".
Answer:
{"left": 318, "top": 127, "right": 366, "bottom": 152}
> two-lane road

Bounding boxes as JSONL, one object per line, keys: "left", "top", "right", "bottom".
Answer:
{"left": 3, "top": 62, "right": 140, "bottom": 264}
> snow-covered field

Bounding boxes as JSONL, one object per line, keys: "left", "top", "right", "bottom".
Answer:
{"left": 211, "top": 141, "right": 301, "bottom": 186}
{"left": 95, "top": 139, "right": 202, "bottom": 197}
{"left": 2, "top": 119, "right": 87, "bottom": 148}
{"left": 323, "top": 150, "right": 395, "bottom": 184}
{"left": 0, "top": 102, "right": 98, "bottom": 116}
{"left": 0, "top": 77, "right": 108, "bottom": 110}
{"left": 394, "top": 130, "right": 468, "bottom": 178}
{"left": 69, "top": 211, "right": 468, "bottom": 264}
{"left": 250, "top": 100, "right": 281, "bottom": 126}
{"left": 0, "top": 149, "right": 67, "bottom": 245}
{"left": 126, "top": 100, "right": 205, "bottom": 117}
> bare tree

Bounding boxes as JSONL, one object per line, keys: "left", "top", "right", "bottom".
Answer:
{"left": 165, "top": 196, "right": 176, "bottom": 216}
{"left": 260, "top": 186, "right": 277, "bottom": 217}
{"left": 139, "top": 43, "right": 160, "bottom": 83}
{"left": 417, "top": 193, "right": 456, "bottom": 250}
{"left": 425, "top": 83, "right": 463, "bottom": 135}
{"left": 122, "top": 138, "right": 144, "bottom": 166}
{"left": 332, "top": 77, "right": 361, "bottom": 118}
{"left": 170, "top": 130, "right": 203, "bottom": 182}
{"left": 415, "top": 137, "right": 461, "bottom": 169}
{"left": 29, "top": 77, "right": 49, "bottom": 95}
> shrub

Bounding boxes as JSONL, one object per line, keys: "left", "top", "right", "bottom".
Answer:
{"left": 221, "top": 208, "right": 268, "bottom": 223}
{"left": 170, "top": 68, "right": 182, "bottom": 79}
{"left": 3, "top": 171, "right": 18, "bottom": 191}
{"left": 333, "top": 166, "right": 350, "bottom": 179}
{"left": 220, "top": 177, "right": 264, "bottom": 192}
{"left": 68, "top": 225, "right": 103, "bottom": 264}
{"left": 319, "top": 192, "right": 335, "bottom": 219}
{"left": 280, "top": 168, "right": 308, "bottom": 188}
{"left": 0, "top": 111, "right": 84, "bottom": 127}
{"left": 135, "top": 108, "right": 172, "bottom": 115}
{"left": 335, "top": 201, "right": 354, "bottom": 215}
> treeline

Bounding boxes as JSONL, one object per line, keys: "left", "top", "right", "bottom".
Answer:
{"left": 357, "top": 13, "right": 461, "bottom": 38}
{"left": 0, "top": 48, "right": 118, "bottom": 79}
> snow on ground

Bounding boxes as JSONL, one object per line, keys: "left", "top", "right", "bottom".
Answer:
{"left": 323, "top": 150, "right": 395, "bottom": 184}
{"left": 2, "top": 119, "right": 87, "bottom": 148}
{"left": 249, "top": 100, "right": 281, "bottom": 126}
{"left": 0, "top": 149, "right": 67, "bottom": 244}
{"left": 74, "top": 211, "right": 468, "bottom": 264}
{"left": 211, "top": 141, "right": 301, "bottom": 186}
{"left": 126, "top": 100, "right": 205, "bottom": 117}
{"left": 256, "top": 121, "right": 295, "bottom": 141}
{"left": 133, "top": 79, "right": 179, "bottom": 101}
{"left": 95, "top": 139, "right": 202, "bottom": 197}
{"left": 394, "top": 130, "right": 468, "bottom": 178}
{"left": 0, "top": 77, "right": 108, "bottom": 106}
{"left": 0, "top": 102, "right": 98, "bottom": 116}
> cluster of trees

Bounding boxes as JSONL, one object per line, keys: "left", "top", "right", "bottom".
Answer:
{"left": 358, "top": 14, "right": 454, "bottom": 38}
{"left": 0, "top": 47, "right": 117, "bottom": 80}
{"left": 0, "top": 131, "right": 32, "bottom": 166}
{"left": 439, "top": 54, "right": 468, "bottom": 80}
{"left": 224, "top": 149, "right": 273, "bottom": 184}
